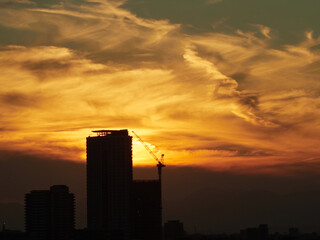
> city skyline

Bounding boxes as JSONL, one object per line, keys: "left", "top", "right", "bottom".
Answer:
{"left": 21, "top": 130, "right": 162, "bottom": 240}
{"left": 1, "top": 0, "right": 320, "bottom": 237}
{"left": 2, "top": 157, "right": 320, "bottom": 234}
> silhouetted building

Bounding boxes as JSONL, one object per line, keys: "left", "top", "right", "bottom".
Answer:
{"left": 240, "top": 224, "right": 268, "bottom": 240}
{"left": 87, "top": 130, "right": 132, "bottom": 240}
{"left": 164, "top": 220, "right": 184, "bottom": 240}
{"left": 74, "top": 229, "right": 108, "bottom": 240}
{"left": 241, "top": 228, "right": 259, "bottom": 240}
{"left": 259, "top": 224, "right": 268, "bottom": 240}
{"left": 25, "top": 185, "right": 75, "bottom": 240}
{"left": 0, "top": 223, "right": 25, "bottom": 240}
{"left": 0, "top": 230, "right": 25, "bottom": 240}
{"left": 289, "top": 228, "right": 299, "bottom": 237}
{"left": 132, "top": 180, "right": 162, "bottom": 240}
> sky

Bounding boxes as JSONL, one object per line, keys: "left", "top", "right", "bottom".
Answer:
{"left": 0, "top": 0, "right": 320, "bottom": 173}
{"left": 1, "top": 0, "right": 320, "bottom": 233}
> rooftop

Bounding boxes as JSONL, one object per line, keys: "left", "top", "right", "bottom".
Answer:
{"left": 91, "top": 129, "right": 129, "bottom": 137}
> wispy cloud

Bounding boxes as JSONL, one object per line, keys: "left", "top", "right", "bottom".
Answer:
{"left": 0, "top": 0, "right": 34, "bottom": 7}
{"left": 0, "top": 0, "right": 319, "bottom": 173}
{"left": 206, "top": 0, "right": 223, "bottom": 4}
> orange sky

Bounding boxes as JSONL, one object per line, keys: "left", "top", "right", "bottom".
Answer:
{"left": 0, "top": 0, "right": 320, "bottom": 174}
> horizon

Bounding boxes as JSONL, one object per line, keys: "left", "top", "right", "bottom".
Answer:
{"left": 1, "top": 156, "right": 320, "bottom": 234}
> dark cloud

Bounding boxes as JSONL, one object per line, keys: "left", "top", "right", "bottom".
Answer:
{"left": 0, "top": 127, "right": 16, "bottom": 131}
{"left": 152, "top": 131, "right": 219, "bottom": 143}
{"left": 0, "top": 0, "right": 33, "bottom": 8}
{"left": 22, "top": 62, "right": 74, "bottom": 81}
{"left": 238, "top": 94, "right": 259, "bottom": 110}
{"left": 30, "top": 0, "right": 93, "bottom": 9}
{"left": 152, "top": 131, "right": 274, "bottom": 157}
{"left": 0, "top": 92, "right": 41, "bottom": 107}
{"left": 121, "top": 0, "right": 320, "bottom": 47}
{"left": 86, "top": 31, "right": 184, "bottom": 67}
{"left": 21, "top": 59, "right": 72, "bottom": 76}
{"left": 185, "top": 144, "right": 273, "bottom": 157}
{"left": 0, "top": 26, "right": 38, "bottom": 46}
{"left": 230, "top": 72, "right": 249, "bottom": 82}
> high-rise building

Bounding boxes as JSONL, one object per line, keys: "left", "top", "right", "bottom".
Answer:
{"left": 164, "top": 220, "right": 184, "bottom": 240}
{"left": 240, "top": 224, "right": 269, "bottom": 240}
{"left": 259, "top": 224, "right": 268, "bottom": 240}
{"left": 25, "top": 185, "right": 75, "bottom": 240}
{"left": 132, "top": 180, "right": 162, "bottom": 240}
{"left": 86, "top": 129, "right": 132, "bottom": 240}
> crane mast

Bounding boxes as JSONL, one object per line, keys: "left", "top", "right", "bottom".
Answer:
{"left": 131, "top": 131, "right": 165, "bottom": 182}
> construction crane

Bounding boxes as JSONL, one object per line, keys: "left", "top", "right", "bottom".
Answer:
{"left": 131, "top": 131, "right": 165, "bottom": 182}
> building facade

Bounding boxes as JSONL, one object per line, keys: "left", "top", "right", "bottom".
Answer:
{"left": 86, "top": 130, "right": 132, "bottom": 240}
{"left": 25, "top": 185, "right": 75, "bottom": 240}
{"left": 164, "top": 220, "right": 184, "bottom": 240}
{"left": 132, "top": 180, "right": 162, "bottom": 240}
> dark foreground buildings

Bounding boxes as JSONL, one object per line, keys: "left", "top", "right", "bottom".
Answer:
{"left": 164, "top": 220, "right": 185, "bottom": 240}
{"left": 86, "top": 129, "right": 162, "bottom": 240}
{"left": 240, "top": 224, "right": 268, "bottom": 240}
{"left": 25, "top": 185, "right": 75, "bottom": 240}
{"left": 132, "top": 180, "right": 162, "bottom": 240}
{"left": 24, "top": 129, "right": 162, "bottom": 240}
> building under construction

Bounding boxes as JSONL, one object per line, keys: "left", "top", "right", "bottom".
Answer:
{"left": 86, "top": 129, "right": 164, "bottom": 240}
{"left": 132, "top": 180, "right": 162, "bottom": 240}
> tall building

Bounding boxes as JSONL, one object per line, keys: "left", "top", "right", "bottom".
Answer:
{"left": 240, "top": 224, "right": 269, "bottom": 240}
{"left": 259, "top": 224, "right": 268, "bottom": 240}
{"left": 132, "top": 180, "right": 162, "bottom": 240}
{"left": 164, "top": 220, "right": 184, "bottom": 240}
{"left": 25, "top": 185, "right": 75, "bottom": 240}
{"left": 86, "top": 130, "right": 132, "bottom": 240}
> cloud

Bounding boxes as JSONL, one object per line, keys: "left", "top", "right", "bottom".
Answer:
{"left": 0, "top": 0, "right": 34, "bottom": 7}
{"left": 0, "top": 0, "right": 319, "bottom": 173}
{"left": 0, "top": 92, "right": 41, "bottom": 107}
{"left": 182, "top": 47, "right": 278, "bottom": 127}
{"left": 206, "top": 0, "right": 223, "bottom": 4}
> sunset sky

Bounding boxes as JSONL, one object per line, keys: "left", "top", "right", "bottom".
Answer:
{"left": 1, "top": 0, "right": 320, "bottom": 174}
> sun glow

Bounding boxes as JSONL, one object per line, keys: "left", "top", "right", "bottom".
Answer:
{"left": 0, "top": 0, "right": 319, "bottom": 175}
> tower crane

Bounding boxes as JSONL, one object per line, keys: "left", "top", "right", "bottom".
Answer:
{"left": 131, "top": 131, "right": 165, "bottom": 182}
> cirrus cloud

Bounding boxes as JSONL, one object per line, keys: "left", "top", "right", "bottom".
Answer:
{"left": 0, "top": 0, "right": 319, "bottom": 174}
